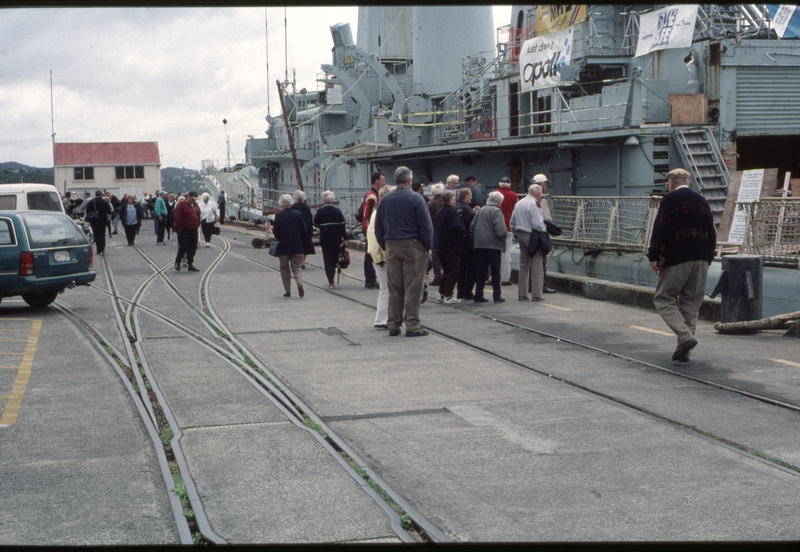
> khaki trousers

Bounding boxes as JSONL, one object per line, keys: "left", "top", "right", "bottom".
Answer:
{"left": 653, "top": 260, "right": 709, "bottom": 346}
{"left": 279, "top": 253, "right": 304, "bottom": 294}
{"left": 385, "top": 239, "right": 428, "bottom": 332}
{"left": 515, "top": 231, "right": 544, "bottom": 299}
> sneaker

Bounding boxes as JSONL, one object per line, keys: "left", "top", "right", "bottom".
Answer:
{"left": 443, "top": 296, "right": 461, "bottom": 304}
{"left": 175, "top": 263, "right": 181, "bottom": 272}
{"left": 187, "top": 265, "right": 200, "bottom": 272}
{"left": 374, "top": 323, "right": 389, "bottom": 329}
{"left": 432, "top": 293, "right": 444, "bottom": 304}
{"left": 205, "top": 242, "right": 210, "bottom": 247}
{"left": 543, "top": 286, "right": 557, "bottom": 293}
{"left": 329, "top": 283, "right": 335, "bottom": 289}
{"left": 406, "top": 328, "right": 429, "bottom": 337}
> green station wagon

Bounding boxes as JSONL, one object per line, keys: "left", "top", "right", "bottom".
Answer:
{"left": 0, "top": 210, "right": 96, "bottom": 308}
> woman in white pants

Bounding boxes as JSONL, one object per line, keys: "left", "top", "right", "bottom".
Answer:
{"left": 367, "top": 185, "right": 396, "bottom": 329}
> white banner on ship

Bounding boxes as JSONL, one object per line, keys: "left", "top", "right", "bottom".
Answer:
{"left": 519, "top": 27, "right": 574, "bottom": 92}
{"left": 635, "top": 5, "right": 698, "bottom": 58}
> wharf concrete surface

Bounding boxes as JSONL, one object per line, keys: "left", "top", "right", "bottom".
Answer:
{"left": 0, "top": 220, "right": 798, "bottom": 544}
{"left": 218, "top": 226, "right": 800, "bottom": 541}
{"left": 0, "top": 303, "right": 179, "bottom": 544}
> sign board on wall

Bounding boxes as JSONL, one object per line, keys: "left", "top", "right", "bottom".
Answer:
{"left": 635, "top": 5, "right": 699, "bottom": 58}
{"left": 519, "top": 27, "right": 574, "bottom": 92}
{"left": 256, "top": 188, "right": 263, "bottom": 209}
{"left": 535, "top": 5, "right": 587, "bottom": 35}
{"left": 669, "top": 94, "right": 708, "bottom": 125}
{"left": 717, "top": 168, "right": 779, "bottom": 244}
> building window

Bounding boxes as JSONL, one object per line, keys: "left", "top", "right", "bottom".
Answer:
{"left": 115, "top": 165, "right": 145, "bottom": 179}
{"left": 74, "top": 166, "right": 95, "bottom": 180}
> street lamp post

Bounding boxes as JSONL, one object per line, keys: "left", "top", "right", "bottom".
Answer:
{"left": 223, "top": 119, "right": 230, "bottom": 170}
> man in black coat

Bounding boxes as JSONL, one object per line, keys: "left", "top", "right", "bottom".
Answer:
{"left": 217, "top": 189, "right": 226, "bottom": 224}
{"left": 455, "top": 187, "right": 477, "bottom": 300}
{"left": 647, "top": 168, "right": 717, "bottom": 362}
{"left": 433, "top": 189, "right": 467, "bottom": 303}
{"left": 84, "top": 189, "right": 113, "bottom": 255}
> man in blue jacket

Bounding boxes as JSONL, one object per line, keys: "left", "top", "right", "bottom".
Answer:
{"left": 375, "top": 166, "right": 433, "bottom": 337}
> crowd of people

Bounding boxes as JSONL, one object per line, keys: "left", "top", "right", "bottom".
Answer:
{"left": 268, "top": 167, "right": 559, "bottom": 337}
{"left": 62, "top": 188, "right": 228, "bottom": 272}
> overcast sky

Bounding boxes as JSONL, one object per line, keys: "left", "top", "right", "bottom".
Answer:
{"left": 0, "top": 6, "right": 511, "bottom": 170}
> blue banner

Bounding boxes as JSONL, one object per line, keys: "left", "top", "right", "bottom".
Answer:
{"left": 767, "top": 5, "right": 800, "bottom": 38}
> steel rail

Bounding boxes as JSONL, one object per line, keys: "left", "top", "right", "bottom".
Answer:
{"left": 224, "top": 247, "right": 800, "bottom": 478}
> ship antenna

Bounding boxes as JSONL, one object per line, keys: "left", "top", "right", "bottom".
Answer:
{"left": 265, "top": 8, "right": 270, "bottom": 117}
{"left": 284, "top": 7, "right": 288, "bottom": 84}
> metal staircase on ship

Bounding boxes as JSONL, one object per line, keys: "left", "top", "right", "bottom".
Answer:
{"left": 672, "top": 127, "right": 731, "bottom": 226}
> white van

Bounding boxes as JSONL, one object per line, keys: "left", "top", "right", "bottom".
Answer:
{"left": 0, "top": 183, "right": 65, "bottom": 214}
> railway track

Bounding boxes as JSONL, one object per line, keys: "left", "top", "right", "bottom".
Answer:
{"left": 45, "top": 231, "right": 800, "bottom": 541}
{"left": 55, "top": 238, "right": 447, "bottom": 544}
{"left": 221, "top": 243, "right": 800, "bottom": 479}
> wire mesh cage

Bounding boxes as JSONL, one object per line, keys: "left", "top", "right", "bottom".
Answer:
{"left": 549, "top": 196, "right": 654, "bottom": 252}
{"left": 741, "top": 199, "right": 800, "bottom": 268}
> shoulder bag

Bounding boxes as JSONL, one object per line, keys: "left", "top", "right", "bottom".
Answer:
{"left": 268, "top": 239, "right": 280, "bottom": 257}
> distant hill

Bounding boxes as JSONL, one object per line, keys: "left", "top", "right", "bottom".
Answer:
{"left": 0, "top": 162, "right": 54, "bottom": 185}
{"left": 0, "top": 162, "right": 202, "bottom": 192}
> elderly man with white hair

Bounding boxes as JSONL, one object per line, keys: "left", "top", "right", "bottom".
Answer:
{"left": 469, "top": 191, "right": 507, "bottom": 303}
{"left": 510, "top": 183, "right": 547, "bottom": 301}
{"left": 313, "top": 190, "right": 347, "bottom": 288}
{"left": 375, "top": 166, "right": 433, "bottom": 337}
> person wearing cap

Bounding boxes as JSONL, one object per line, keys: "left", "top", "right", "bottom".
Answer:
{"left": 531, "top": 174, "right": 557, "bottom": 293}
{"left": 647, "top": 168, "right": 717, "bottom": 362}
{"left": 496, "top": 176, "right": 519, "bottom": 285}
{"left": 153, "top": 190, "right": 169, "bottom": 245}
{"left": 173, "top": 190, "right": 202, "bottom": 272}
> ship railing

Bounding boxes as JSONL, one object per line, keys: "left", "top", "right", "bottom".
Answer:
{"left": 739, "top": 198, "right": 800, "bottom": 268}
{"left": 549, "top": 196, "right": 655, "bottom": 253}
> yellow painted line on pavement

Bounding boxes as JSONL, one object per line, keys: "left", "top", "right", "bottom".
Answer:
{"left": 0, "top": 320, "right": 41, "bottom": 427}
{"left": 768, "top": 358, "right": 800, "bottom": 368}
{"left": 541, "top": 303, "right": 573, "bottom": 311}
{"left": 629, "top": 325, "right": 674, "bottom": 337}
{"left": 0, "top": 352, "right": 23, "bottom": 355}
{"left": 0, "top": 365, "right": 21, "bottom": 369}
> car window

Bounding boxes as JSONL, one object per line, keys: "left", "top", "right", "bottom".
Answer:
{"left": 21, "top": 212, "right": 87, "bottom": 248}
{"left": 27, "top": 191, "right": 62, "bottom": 212}
{"left": 0, "top": 195, "right": 17, "bottom": 210}
{"left": 0, "top": 219, "right": 15, "bottom": 246}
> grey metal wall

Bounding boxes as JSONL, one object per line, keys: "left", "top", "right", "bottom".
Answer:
{"left": 736, "top": 67, "right": 800, "bottom": 136}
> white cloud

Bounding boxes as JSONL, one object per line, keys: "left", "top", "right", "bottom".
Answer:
{"left": 0, "top": 6, "right": 509, "bottom": 169}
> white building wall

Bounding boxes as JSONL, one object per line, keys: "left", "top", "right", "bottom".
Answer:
{"left": 56, "top": 165, "right": 161, "bottom": 197}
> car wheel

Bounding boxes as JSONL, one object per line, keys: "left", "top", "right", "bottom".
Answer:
{"left": 22, "top": 291, "right": 59, "bottom": 308}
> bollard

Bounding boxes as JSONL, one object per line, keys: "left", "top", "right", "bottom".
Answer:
{"left": 710, "top": 255, "right": 763, "bottom": 334}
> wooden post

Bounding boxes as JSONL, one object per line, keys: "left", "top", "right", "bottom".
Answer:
{"left": 277, "top": 80, "right": 304, "bottom": 191}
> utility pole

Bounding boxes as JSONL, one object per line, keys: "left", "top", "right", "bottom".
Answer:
{"left": 277, "top": 80, "right": 303, "bottom": 191}
{"left": 223, "top": 119, "right": 230, "bottom": 169}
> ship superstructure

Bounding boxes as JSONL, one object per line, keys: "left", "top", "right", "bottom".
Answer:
{"left": 205, "top": 5, "right": 800, "bottom": 315}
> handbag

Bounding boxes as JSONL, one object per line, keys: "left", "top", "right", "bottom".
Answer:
{"left": 337, "top": 244, "right": 350, "bottom": 269}
{"left": 268, "top": 239, "right": 280, "bottom": 257}
{"left": 212, "top": 224, "right": 221, "bottom": 236}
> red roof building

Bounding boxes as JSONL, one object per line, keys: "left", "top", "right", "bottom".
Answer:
{"left": 53, "top": 141, "right": 162, "bottom": 196}
{"left": 54, "top": 142, "right": 160, "bottom": 166}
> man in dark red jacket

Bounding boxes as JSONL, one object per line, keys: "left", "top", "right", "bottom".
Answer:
{"left": 173, "top": 191, "right": 201, "bottom": 272}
